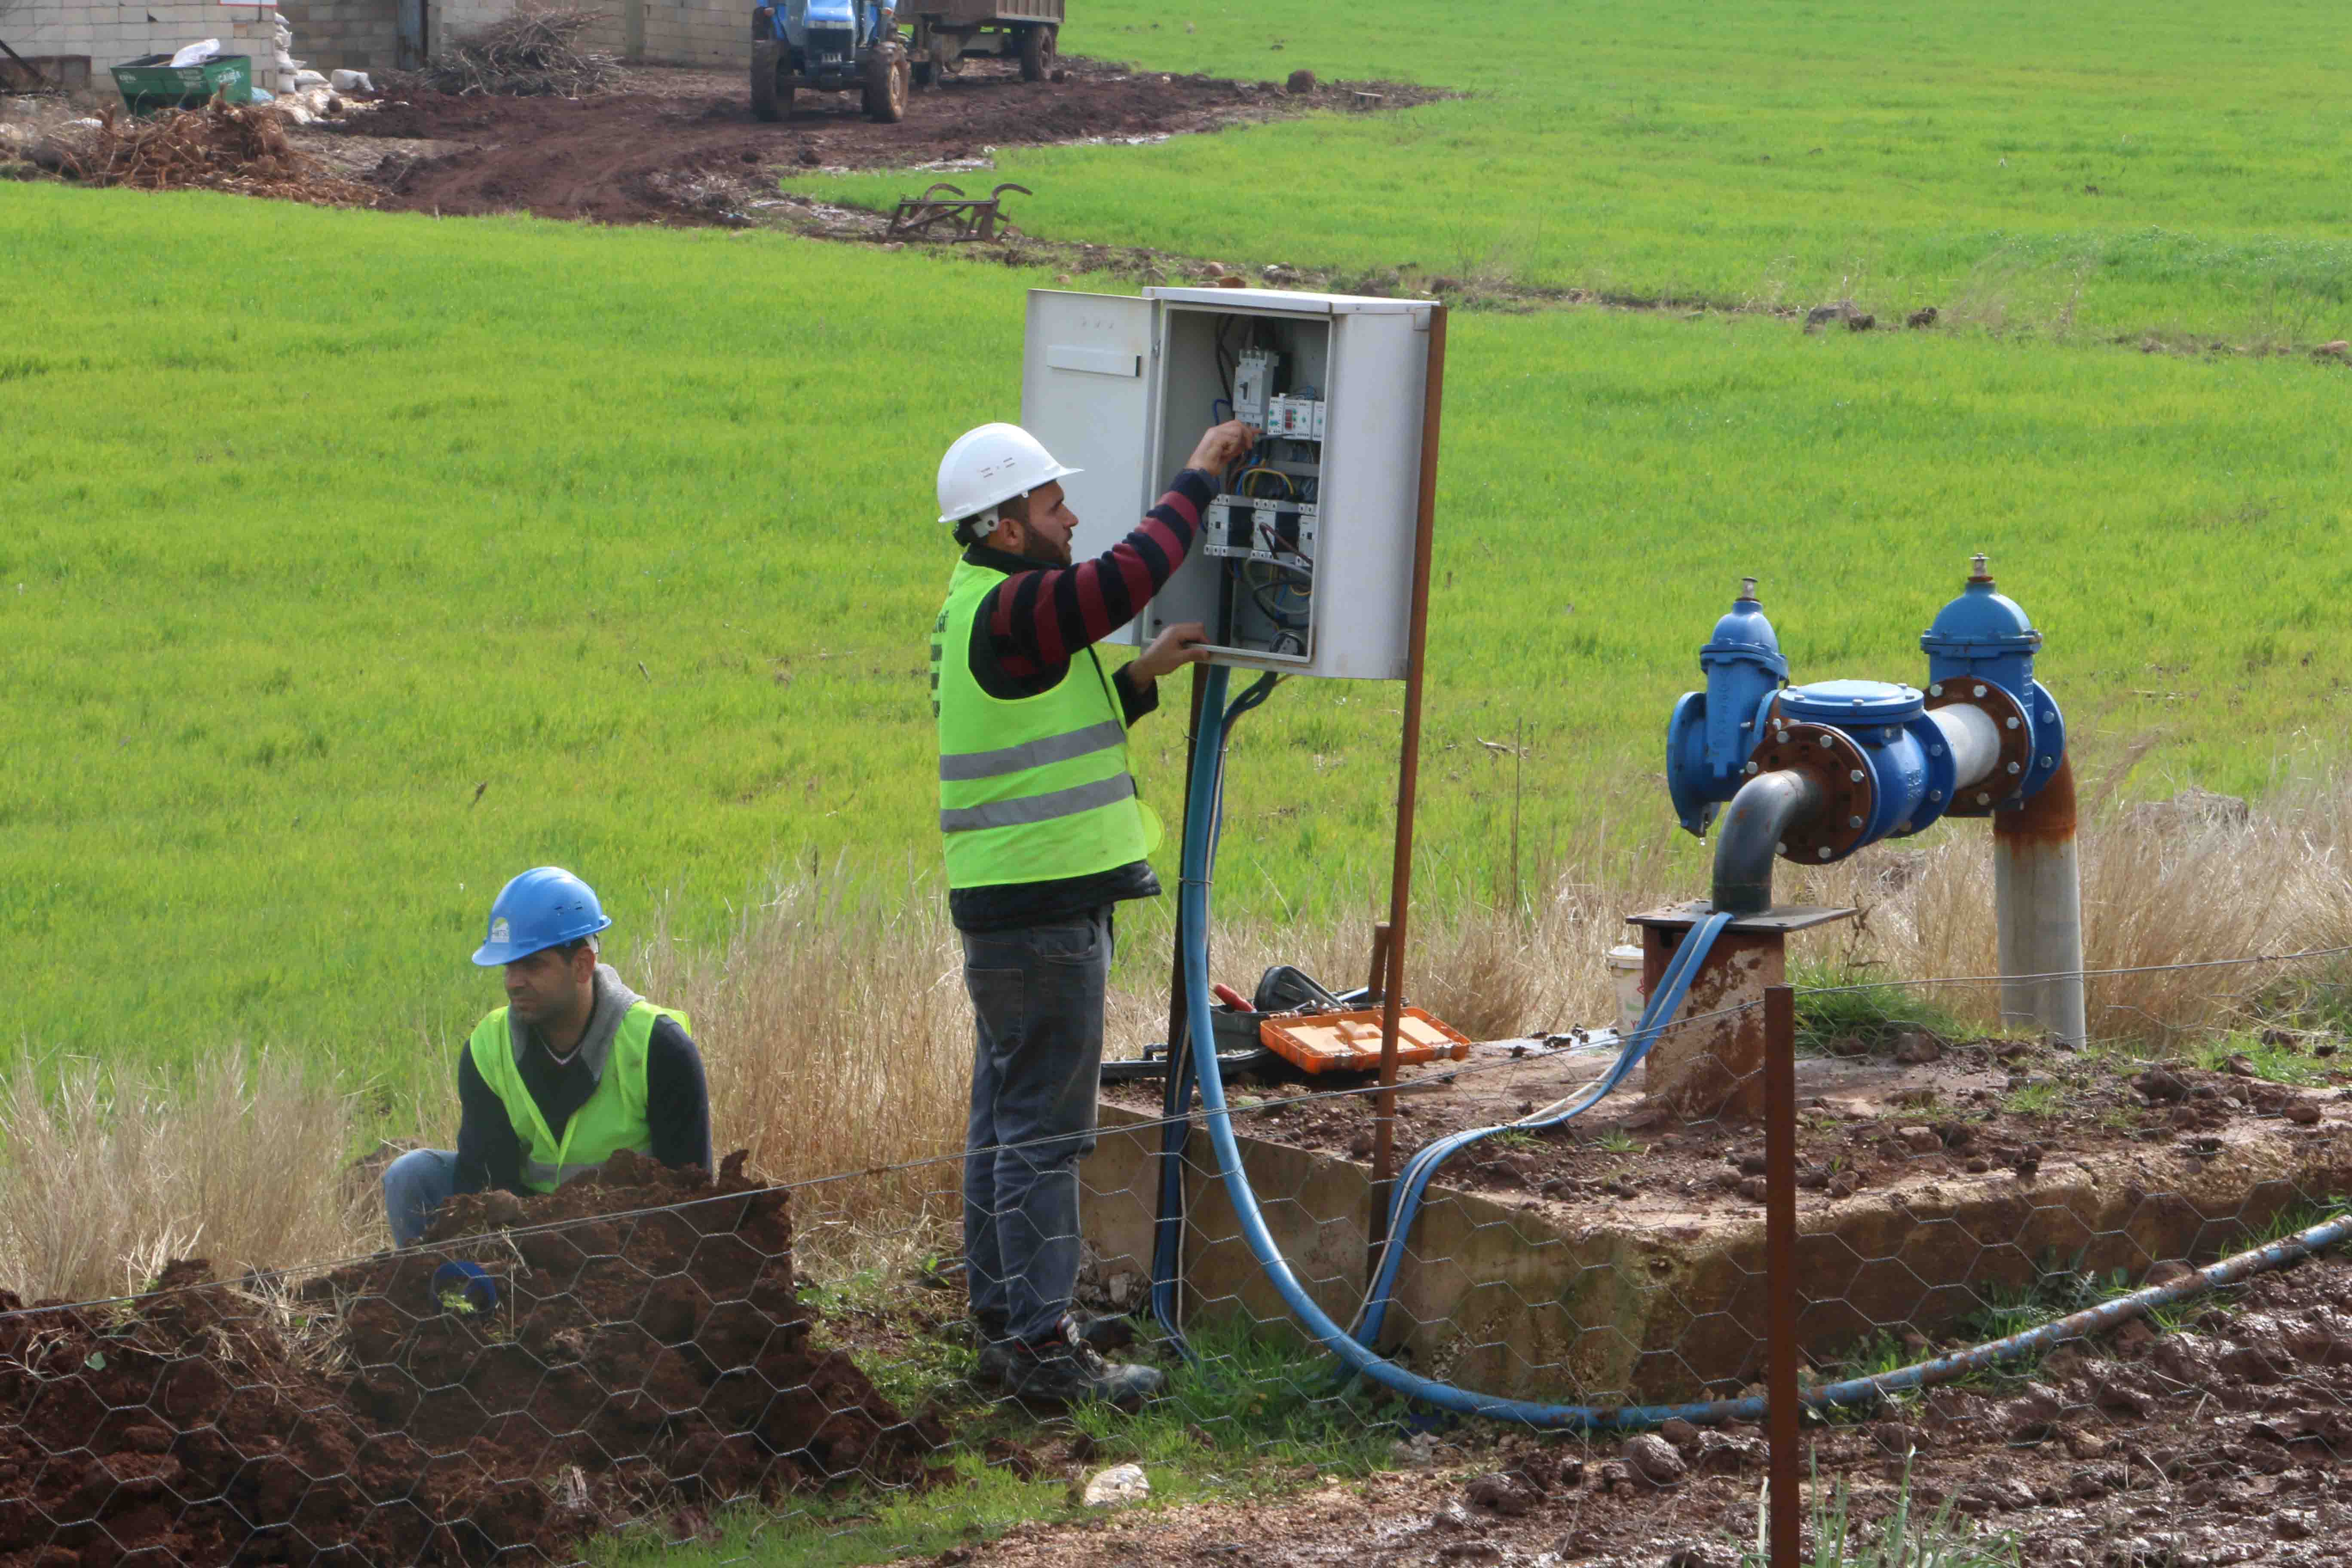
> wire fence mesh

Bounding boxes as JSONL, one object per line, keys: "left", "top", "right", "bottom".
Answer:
{"left": 4, "top": 949, "right": 2351, "bottom": 1566}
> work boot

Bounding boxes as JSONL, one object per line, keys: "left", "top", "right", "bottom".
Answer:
{"left": 997, "top": 1321, "right": 1164, "bottom": 1411}
{"left": 971, "top": 1308, "right": 1136, "bottom": 1385}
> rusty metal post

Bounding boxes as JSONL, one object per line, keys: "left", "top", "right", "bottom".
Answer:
{"left": 1366, "top": 921, "right": 1393, "bottom": 1001}
{"left": 1764, "top": 981, "right": 1801, "bottom": 1568}
{"left": 1370, "top": 303, "right": 1447, "bottom": 1249}
{"left": 1994, "top": 757, "right": 2086, "bottom": 1046}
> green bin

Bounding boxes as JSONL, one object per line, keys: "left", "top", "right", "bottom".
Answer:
{"left": 110, "top": 53, "right": 254, "bottom": 115}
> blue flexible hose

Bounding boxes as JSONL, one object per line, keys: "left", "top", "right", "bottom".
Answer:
{"left": 1353, "top": 905, "right": 1732, "bottom": 1348}
{"left": 1156, "top": 663, "right": 2350, "bottom": 1428}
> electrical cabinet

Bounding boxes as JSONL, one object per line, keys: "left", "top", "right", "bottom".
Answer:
{"left": 1020, "top": 286, "right": 1436, "bottom": 681}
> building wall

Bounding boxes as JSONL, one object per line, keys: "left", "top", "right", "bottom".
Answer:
{"left": 641, "top": 0, "right": 747, "bottom": 71}
{"left": 275, "top": 0, "right": 404, "bottom": 73}
{"left": 7, "top": 0, "right": 755, "bottom": 89}
{"left": 427, "top": 0, "right": 747, "bottom": 70}
{"left": 9, "top": 2, "right": 287, "bottom": 94}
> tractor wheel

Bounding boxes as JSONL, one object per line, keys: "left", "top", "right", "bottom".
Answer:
{"left": 751, "top": 42, "right": 790, "bottom": 122}
{"left": 863, "top": 47, "right": 909, "bottom": 122}
{"left": 1018, "top": 23, "right": 1056, "bottom": 82}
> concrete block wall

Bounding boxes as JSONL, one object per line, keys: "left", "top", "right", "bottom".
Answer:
{"left": 8, "top": 3, "right": 286, "bottom": 94}
{"left": 274, "top": 0, "right": 402, "bottom": 72}
{"left": 640, "top": 0, "right": 748, "bottom": 70}
{"left": 423, "top": 0, "right": 747, "bottom": 70}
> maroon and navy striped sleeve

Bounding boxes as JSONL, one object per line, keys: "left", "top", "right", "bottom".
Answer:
{"left": 988, "top": 469, "right": 1218, "bottom": 675}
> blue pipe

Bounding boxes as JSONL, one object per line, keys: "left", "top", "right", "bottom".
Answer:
{"left": 1162, "top": 662, "right": 2352, "bottom": 1428}
{"left": 1353, "top": 906, "right": 1731, "bottom": 1349}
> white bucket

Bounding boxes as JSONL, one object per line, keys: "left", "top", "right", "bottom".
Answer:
{"left": 1605, "top": 943, "right": 1646, "bottom": 1038}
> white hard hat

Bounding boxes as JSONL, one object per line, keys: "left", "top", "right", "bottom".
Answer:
{"left": 937, "top": 422, "right": 1082, "bottom": 526}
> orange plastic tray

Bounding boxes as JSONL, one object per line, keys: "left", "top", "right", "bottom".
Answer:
{"left": 1257, "top": 1007, "right": 1472, "bottom": 1075}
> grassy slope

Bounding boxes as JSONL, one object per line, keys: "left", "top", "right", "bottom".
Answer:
{"left": 5, "top": 184, "right": 2348, "bottom": 1087}
{"left": 800, "top": 0, "right": 2352, "bottom": 339}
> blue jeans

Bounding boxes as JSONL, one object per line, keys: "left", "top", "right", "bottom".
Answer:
{"left": 383, "top": 1147, "right": 459, "bottom": 1247}
{"left": 961, "top": 909, "right": 1112, "bottom": 1347}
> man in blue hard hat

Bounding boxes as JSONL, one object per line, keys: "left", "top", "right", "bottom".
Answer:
{"left": 381, "top": 867, "right": 713, "bottom": 1247}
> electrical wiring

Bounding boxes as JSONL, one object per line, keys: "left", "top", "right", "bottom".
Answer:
{"left": 1238, "top": 466, "right": 1294, "bottom": 500}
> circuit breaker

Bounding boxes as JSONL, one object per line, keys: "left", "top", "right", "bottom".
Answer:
{"left": 1020, "top": 286, "right": 1436, "bottom": 681}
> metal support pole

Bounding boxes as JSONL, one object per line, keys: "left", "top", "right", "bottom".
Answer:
{"left": 1994, "top": 758, "right": 2087, "bottom": 1046}
{"left": 1152, "top": 668, "right": 1210, "bottom": 1317}
{"left": 1370, "top": 303, "right": 1448, "bottom": 1250}
{"left": 1764, "top": 982, "right": 1801, "bottom": 1568}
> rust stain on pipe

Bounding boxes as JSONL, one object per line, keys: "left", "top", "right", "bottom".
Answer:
{"left": 1994, "top": 756, "right": 2077, "bottom": 844}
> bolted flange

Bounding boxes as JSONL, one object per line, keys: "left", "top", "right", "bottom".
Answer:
{"left": 1923, "top": 680, "right": 2032, "bottom": 816}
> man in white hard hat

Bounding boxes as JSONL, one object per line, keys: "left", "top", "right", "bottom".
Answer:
{"left": 930, "top": 416, "right": 1255, "bottom": 1409}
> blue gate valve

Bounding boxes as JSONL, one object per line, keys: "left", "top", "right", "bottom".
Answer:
{"left": 1741, "top": 679, "right": 1957, "bottom": 863}
{"left": 1665, "top": 556, "right": 2070, "bottom": 892}
{"left": 1920, "top": 554, "right": 2067, "bottom": 811}
{"left": 1666, "top": 578, "right": 1788, "bottom": 835}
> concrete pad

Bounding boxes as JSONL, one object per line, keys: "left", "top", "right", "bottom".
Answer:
{"left": 1078, "top": 1089, "right": 2352, "bottom": 1404}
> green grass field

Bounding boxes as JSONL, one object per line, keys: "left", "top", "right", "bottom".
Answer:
{"left": 808, "top": 0, "right": 2352, "bottom": 342}
{"left": 6, "top": 0, "right": 2352, "bottom": 1099}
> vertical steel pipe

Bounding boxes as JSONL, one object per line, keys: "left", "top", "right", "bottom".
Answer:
{"left": 1763, "top": 983, "right": 1801, "bottom": 1568}
{"left": 1994, "top": 757, "right": 2086, "bottom": 1045}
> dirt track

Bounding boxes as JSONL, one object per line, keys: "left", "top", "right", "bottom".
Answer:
{"left": 310, "top": 60, "right": 1441, "bottom": 226}
{"left": 963, "top": 1254, "right": 2352, "bottom": 1566}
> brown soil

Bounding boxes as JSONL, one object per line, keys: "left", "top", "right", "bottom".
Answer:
{"left": 956, "top": 1253, "right": 2352, "bottom": 1566}
{"left": 1104, "top": 1033, "right": 2352, "bottom": 1221}
{"left": 307, "top": 60, "right": 1443, "bottom": 227}
{"left": 0, "top": 1149, "right": 946, "bottom": 1566}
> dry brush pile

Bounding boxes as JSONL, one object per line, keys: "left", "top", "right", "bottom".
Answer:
{"left": 32, "top": 99, "right": 375, "bottom": 205}
{"left": 396, "top": 7, "right": 625, "bottom": 98}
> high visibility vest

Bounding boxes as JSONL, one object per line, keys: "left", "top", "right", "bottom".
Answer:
{"left": 466, "top": 999, "right": 689, "bottom": 1194}
{"left": 931, "top": 558, "right": 1160, "bottom": 890}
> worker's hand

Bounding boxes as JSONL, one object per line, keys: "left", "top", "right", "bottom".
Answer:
{"left": 1131, "top": 622, "right": 1211, "bottom": 683}
{"left": 1187, "top": 420, "right": 1259, "bottom": 476}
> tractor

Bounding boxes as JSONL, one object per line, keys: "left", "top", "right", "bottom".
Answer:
{"left": 750, "top": 0, "right": 912, "bottom": 123}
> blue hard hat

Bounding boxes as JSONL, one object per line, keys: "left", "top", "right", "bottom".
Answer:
{"left": 472, "top": 866, "right": 612, "bottom": 966}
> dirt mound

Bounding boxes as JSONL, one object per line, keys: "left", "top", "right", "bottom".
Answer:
{"left": 323, "top": 60, "right": 1443, "bottom": 225}
{"left": 0, "top": 1150, "right": 947, "bottom": 1565}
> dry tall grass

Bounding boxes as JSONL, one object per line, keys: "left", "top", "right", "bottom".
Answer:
{"left": 625, "top": 871, "right": 972, "bottom": 1268}
{"left": 0, "top": 1050, "right": 369, "bottom": 1304}
{"left": 7, "top": 767, "right": 2348, "bottom": 1302}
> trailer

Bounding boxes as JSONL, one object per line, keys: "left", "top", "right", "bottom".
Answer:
{"left": 905, "top": 0, "right": 1063, "bottom": 86}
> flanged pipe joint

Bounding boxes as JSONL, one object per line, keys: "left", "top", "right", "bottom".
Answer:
{"left": 1662, "top": 556, "right": 2084, "bottom": 1042}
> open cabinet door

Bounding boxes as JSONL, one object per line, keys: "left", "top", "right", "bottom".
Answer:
{"left": 1021, "top": 289, "right": 1158, "bottom": 646}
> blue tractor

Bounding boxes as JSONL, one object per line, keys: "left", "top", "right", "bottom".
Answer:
{"left": 751, "top": 0, "right": 911, "bottom": 123}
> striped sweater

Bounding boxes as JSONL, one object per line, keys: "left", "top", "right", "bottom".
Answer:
{"left": 945, "top": 467, "right": 1216, "bottom": 932}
